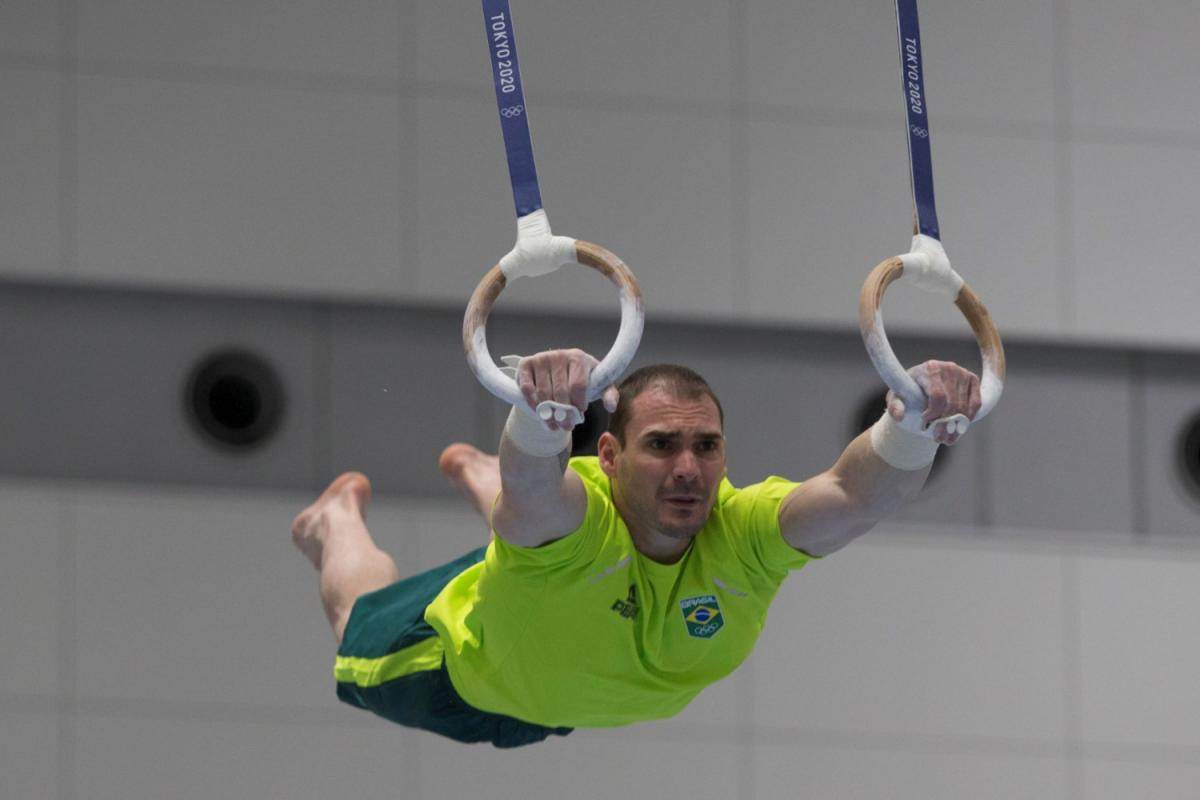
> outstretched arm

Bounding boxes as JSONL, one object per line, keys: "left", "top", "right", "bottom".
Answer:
{"left": 490, "top": 349, "right": 619, "bottom": 548}
{"left": 778, "top": 360, "right": 981, "bottom": 557}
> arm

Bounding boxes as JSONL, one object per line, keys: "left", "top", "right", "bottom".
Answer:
{"left": 490, "top": 349, "right": 619, "bottom": 548}
{"left": 779, "top": 360, "right": 981, "bottom": 557}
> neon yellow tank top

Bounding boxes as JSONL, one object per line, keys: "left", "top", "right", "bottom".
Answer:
{"left": 424, "top": 457, "right": 810, "bottom": 728}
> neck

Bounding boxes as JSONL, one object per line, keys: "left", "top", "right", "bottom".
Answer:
{"left": 609, "top": 477, "right": 696, "bottom": 565}
{"left": 630, "top": 526, "right": 692, "bottom": 564}
{"left": 617, "top": 503, "right": 693, "bottom": 564}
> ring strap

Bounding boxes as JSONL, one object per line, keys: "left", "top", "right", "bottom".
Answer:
{"left": 895, "top": 0, "right": 939, "bottom": 241}
{"left": 482, "top": 0, "right": 543, "bottom": 218}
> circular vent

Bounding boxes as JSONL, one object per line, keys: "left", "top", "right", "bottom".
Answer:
{"left": 1176, "top": 411, "right": 1200, "bottom": 503}
{"left": 186, "top": 350, "right": 284, "bottom": 450}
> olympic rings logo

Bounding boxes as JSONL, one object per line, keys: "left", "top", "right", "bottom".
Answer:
{"left": 910, "top": 125, "right": 929, "bottom": 139}
{"left": 501, "top": 105, "right": 525, "bottom": 119}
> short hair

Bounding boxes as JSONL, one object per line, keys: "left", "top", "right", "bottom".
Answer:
{"left": 607, "top": 364, "right": 724, "bottom": 445}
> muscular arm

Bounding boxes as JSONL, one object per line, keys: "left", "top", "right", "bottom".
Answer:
{"left": 778, "top": 360, "right": 980, "bottom": 557}
{"left": 490, "top": 430, "right": 588, "bottom": 548}
{"left": 489, "top": 349, "right": 618, "bottom": 549}
{"left": 778, "top": 429, "right": 930, "bottom": 557}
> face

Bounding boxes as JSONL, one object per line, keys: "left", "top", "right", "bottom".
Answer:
{"left": 598, "top": 385, "right": 727, "bottom": 543}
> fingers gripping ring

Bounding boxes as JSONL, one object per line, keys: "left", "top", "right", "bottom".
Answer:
{"left": 859, "top": 246, "right": 1007, "bottom": 426}
{"left": 463, "top": 234, "right": 644, "bottom": 422}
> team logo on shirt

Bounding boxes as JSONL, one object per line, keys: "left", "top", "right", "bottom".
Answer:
{"left": 680, "top": 595, "right": 723, "bottom": 639}
{"left": 611, "top": 583, "right": 640, "bottom": 620}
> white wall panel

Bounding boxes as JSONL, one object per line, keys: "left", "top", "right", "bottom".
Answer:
{"left": 1071, "top": 140, "right": 1200, "bottom": 347}
{"left": 747, "top": 0, "right": 898, "bottom": 115}
{"left": 0, "top": 69, "right": 62, "bottom": 279}
{"left": 0, "top": 2, "right": 59, "bottom": 58}
{"left": 1144, "top": 355, "right": 1200, "bottom": 538}
{"left": 417, "top": 0, "right": 732, "bottom": 104}
{"left": 72, "top": 487, "right": 341, "bottom": 709}
{"left": 1082, "top": 758, "right": 1200, "bottom": 800}
{"left": 78, "top": 0, "right": 402, "bottom": 78}
{"left": 752, "top": 744, "right": 1067, "bottom": 800}
{"left": 76, "top": 76, "right": 407, "bottom": 298}
{"left": 0, "top": 483, "right": 62, "bottom": 696}
{"left": 932, "top": 133, "right": 1060, "bottom": 340}
{"left": 1069, "top": 1, "right": 1200, "bottom": 132}
{"left": 1078, "top": 551, "right": 1200, "bottom": 748}
{"left": 751, "top": 538, "right": 1068, "bottom": 742}
{"left": 417, "top": 97, "right": 736, "bottom": 319}
{"left": 748, "top": 0, "right": 1056, "bottom": 126}
{"left": 418, "top": 730, "right": 743, "bottom": 800}
{"left": 75, "top": 714, "right": 418, "bottom": 800}
{"left": 918, "top": 0, "right": 1057, "bottom": 128}
{"left": 0, "top": 712, "right": 58, "bottom": 800}
{"left": 989, "top": 349, "right": 1133, "bottom": 532}
{"left": 746, "top": 120, "right": 1059, "bottom": 339}
{"left": 746, "top": 119, "right": 907, "bottom": 329}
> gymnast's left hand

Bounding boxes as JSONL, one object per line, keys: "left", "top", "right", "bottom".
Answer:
{"left": 885, "top": 360, "right": 982, "bottom": 446}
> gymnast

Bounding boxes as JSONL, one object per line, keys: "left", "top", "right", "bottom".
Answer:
{"left": 292, "top": 351, "right": 982, "bottom": 747}
{"left": 293, "top": 0, "right": 1003, "bottom": 748}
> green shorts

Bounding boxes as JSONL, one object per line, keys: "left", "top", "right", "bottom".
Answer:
{"left": 334, "top": 545, "right": 573, "bottom": 748}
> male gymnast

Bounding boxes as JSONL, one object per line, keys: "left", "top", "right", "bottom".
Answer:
{"left": 293, "top": 349, "right": 980, "bottom": 747}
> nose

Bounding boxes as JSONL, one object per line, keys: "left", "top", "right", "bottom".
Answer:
{"left": 671, "top": 449, "right": 701, "bottom": 483}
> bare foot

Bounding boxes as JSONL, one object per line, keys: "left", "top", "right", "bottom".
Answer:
{"left": 438, "top": 443, "right": 500, "bottom": 520}
{"left": 291, "top": 472, "right": 372, "bottom": 569}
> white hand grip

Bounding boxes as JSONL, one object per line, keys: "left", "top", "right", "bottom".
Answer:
{"left": 464, "top": 239, "right": 644, "bottom": 419}
{"left": 859, "top": 247, "right": 1006, "bottom": 427}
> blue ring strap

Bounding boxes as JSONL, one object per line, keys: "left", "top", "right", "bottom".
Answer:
{"left": 482, "top": 0, "right": 543, "bottom": 218}
{"left": 895, "top": 0, "right": 939, "bottom": 241}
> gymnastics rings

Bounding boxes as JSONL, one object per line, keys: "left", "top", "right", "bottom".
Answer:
{"left": 466, "top": 0, "right": 643, "bottom": 428}
{"left": 861, "top": 0, "right": 1007, "bottom": 434}
{"left": 859, "top": 240, "right": 1006, "bottom": 429}
{"left": 463, "top": 212, "right": 644, "bottom": 429}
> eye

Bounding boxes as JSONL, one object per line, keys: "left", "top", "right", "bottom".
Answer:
{"left": 647, "top": 438, "right": 670, "bottom": 450}
{"left": 697, "top": 440, "right": 720, "bottom": 452}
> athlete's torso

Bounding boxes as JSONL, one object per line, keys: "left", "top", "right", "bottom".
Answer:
{"left": 424, "top": 457, "right": 810, "bottom": 728}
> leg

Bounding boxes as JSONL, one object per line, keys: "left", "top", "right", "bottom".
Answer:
{"left": 292, "top": 472, "right": 399, "bottom": 644}
{"left": 438, "top": 443, "right": 501, "bottom": 532}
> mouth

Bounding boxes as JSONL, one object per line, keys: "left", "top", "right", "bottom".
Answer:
{"left": 662, "top": 496, "right": 702, "bottom": 510}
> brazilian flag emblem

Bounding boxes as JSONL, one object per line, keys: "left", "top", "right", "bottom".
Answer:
{"left": 680, "top": 595, "right": 723, "bottom": 639}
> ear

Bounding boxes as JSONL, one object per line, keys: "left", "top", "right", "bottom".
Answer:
{"left": 597, "top": 431, "right": 620, "bottom": 477}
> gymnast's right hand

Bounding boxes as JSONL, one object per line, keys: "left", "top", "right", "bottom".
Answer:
{"left": 508, "top": 349, "right": 620, "bottom": 431}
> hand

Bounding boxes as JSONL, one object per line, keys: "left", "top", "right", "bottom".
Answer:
{"left": 886, "top": 360, "right": 982, "bottom": 445}
{"left": 503, "top": 349, "right": 620, "bottom": 431}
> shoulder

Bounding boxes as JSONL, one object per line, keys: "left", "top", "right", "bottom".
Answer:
{"left": 567, "top": 455, "right": 609, "bottom": 492}
{"left": 717, "top": 474, "right": 801, "bottom": 520}
{"left": 711, "top": 474, "right": 810, "bottom": 573}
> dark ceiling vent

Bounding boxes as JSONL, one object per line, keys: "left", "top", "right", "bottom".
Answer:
{"left": 186, "top": 349, "right": 284, "bottom": 451}
{"left": 1177, "top": 411, "right": 1200, "bottom": 504}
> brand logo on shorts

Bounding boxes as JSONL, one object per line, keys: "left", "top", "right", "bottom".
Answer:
{"left": 680, "top": 595, "right": 723, "bottom": 639}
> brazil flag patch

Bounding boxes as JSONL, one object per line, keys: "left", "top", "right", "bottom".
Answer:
{"left": 680, "top": 595, "right": 723, "bottom": 639}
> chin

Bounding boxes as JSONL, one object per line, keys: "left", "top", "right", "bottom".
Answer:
{"left": 657, "top": 518, "right": 706, "bottom": 541}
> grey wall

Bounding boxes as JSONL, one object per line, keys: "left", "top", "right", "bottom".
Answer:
{"left": 5, "top": 479, "right": 1200, "bottom": 800}
{"left": 4, "top": 1, "right": 1200, "bottom": 798}
{"left": 2, "top": 1, "right": 1199, "bottom": 347}
{"left": 1, "top": 283, "right": 1199, "bottom": 799}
